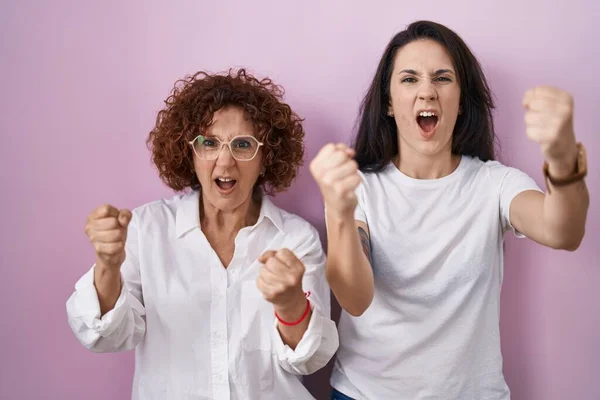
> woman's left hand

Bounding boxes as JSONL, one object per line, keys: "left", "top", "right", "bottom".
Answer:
{"left": 257, "top": 249, "right": 307, "bottom": 317}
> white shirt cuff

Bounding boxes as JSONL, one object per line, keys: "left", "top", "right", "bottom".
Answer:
{"left": 71, "top": 265, "right": 129, "bottom": 338}
{"left": 272, "top": 301, "right": 326, "bottom": 369}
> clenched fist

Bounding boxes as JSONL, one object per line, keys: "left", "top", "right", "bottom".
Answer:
{"left": 309, "top": 143, "right": 362, "bottom": 219}
{"left": 257, "top": 249, "right": 306, "bottom": 312}
{"left": 85, "top": 204, "right": 132, "bottom": 270}
{"left": 523, "top": 86, "right": 578, "bottom": 164}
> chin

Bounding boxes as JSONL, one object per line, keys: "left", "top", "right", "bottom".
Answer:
{"left": 208, "top": 189, "right": 253, "bottom": 212}
{"left": 416, "top": 132, "right": 452, "bottom": 155}
{"left": 404, "top": 137, "right": 443, "bottom": 156}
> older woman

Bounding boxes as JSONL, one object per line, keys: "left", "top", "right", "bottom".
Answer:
{"left": 66, "top": 69, "right": 338, "bottom": 400}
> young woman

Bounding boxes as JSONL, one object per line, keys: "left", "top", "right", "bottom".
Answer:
{"left": 310, "top": 20, "right": 589, "bottom": 400}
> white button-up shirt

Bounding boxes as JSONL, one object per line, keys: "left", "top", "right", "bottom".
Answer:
{"left": 66, "top": 192, "right": 338, "bottom": 400}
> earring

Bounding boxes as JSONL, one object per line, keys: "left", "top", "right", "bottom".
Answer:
{"left": 387, "top": 111, "right": 394, "bottom": 117}
{"left": 458, "top": 106, "right": 462, "bottom": 115}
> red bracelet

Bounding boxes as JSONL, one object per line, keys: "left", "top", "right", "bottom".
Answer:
{"left": 275, "top": 299, "right": 311, "bottom": 326}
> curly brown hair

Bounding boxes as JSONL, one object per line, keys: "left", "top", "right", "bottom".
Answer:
{"left": 146, "top": 68, "right": 305, "bottom": 194}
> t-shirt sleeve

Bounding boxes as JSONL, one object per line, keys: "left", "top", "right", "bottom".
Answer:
{"left": 354, "top": 171, "right": 368, "bottom": 224}
{"left": 499, "top": 166, "right": 543, "bottom": 237}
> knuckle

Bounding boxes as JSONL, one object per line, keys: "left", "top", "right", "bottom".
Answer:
{"left": 321, "top": 174, "right": 333, "bottom": 187}
{"left": 290, "top": 275, "right": 301, "bottom": 287}
{"left": 333, "top": 182, "right": 346, "bottom": 196}
{"left": 258, "top": 266, "right": 268, "bottom": 280}
{"left": 561, "top": 103, "right": 573, "bottom": 116}
{"left": 324, "top": 143, "right": 335, "bottom": 153}
{"left": 279, "top": 248, "right": 291, "bottom": 257}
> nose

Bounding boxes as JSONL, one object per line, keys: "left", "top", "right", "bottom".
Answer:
{"left": 215, "top": 144, "right": 235, "bottom": 167}
{"left": 418, "top": 81, "right": 438, "bottom": 101}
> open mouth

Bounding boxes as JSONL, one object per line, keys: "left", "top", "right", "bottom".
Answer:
{"left": 416, "top": 111, "right": 439, "bottom": 134}
{"left": 215, "top": 177, "right": 237, "bottom": 191}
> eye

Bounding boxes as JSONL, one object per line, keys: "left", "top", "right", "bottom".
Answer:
{"left": 233, "top": 139, "right": 251, "bottom": 149}
{"left": 435, "top": 76, "right": 452, "bottom": 82}
{"left": 401, "top": 77, "right": 417, "bottom": 83}
{"left": 201, "top": 138, "right": 219, "bottom": 147}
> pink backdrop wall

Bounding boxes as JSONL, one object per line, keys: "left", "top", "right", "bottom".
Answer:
{"left": 1, "top": 1, "right": 598, "bottom": 399}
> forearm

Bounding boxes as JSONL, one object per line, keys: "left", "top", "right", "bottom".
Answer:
{"left": 275, "top": 295, "right": 311, "bottom": 350}
{"left": 325, "top": 212, "right": 374, "bottom": 316}
{"left": 273, "top": 294, "right": 339, "bottom": 375}
{"left": 542, "top": 157, "right": 589, "bottom": 250}
{"left": 67, "top": 265, "right": 146, "bottom": 353}
{"left": 94, "top": 261, "right": 122, "bottom": 316}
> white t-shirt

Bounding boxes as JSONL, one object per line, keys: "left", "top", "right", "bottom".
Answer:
{"left": 330, "top": 155, "right": 542, "bottom": 400}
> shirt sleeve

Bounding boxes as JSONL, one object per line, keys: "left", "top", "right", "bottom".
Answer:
{"left": 65, "top": 210, "right": 146, "bottom": 352}
{"left": 272, "top": 225, "right": 339, "bottom": 375}
{"left": 498, "top": 165, "right": 543, "bottom": 238}
{"left": 353, "top": 171, "right": 368, "bottom": 224}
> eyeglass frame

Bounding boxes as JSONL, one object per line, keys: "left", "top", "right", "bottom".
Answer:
{"left": 188, "top": 134, "right": 264, "bottom": 161}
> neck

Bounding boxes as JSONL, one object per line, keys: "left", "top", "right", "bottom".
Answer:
{"left": 200, "top": 193, "right": 261, "bottom": 233}
{"left": 395, "top": 143, "right": 461, "bottom": 180}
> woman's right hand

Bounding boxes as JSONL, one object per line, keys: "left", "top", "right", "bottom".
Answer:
{"left": 85, "top": 204, "right": 132, "bottom": 270}
{"left": 309, "top": 143, "right": 362, "bottom": 220}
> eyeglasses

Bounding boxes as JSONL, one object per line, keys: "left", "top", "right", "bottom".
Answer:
{"left": 188, "top": 135, "right": 264, "bottom": 161}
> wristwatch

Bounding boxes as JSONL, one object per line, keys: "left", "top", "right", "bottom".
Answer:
{"left": 543, "top": 142, "right": 587, "bottom": 193}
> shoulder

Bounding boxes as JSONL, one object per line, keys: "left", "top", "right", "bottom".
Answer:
{"left": 131, "top": 192, "right": 195, "bottom": 226}
{"left": 356, "top": 162, "right": 395, "bottom": 190}
{"left": 462, "top": 156, "right": 524, "bottom": 185}
{"left": 272, "top": 203, "right": 320, "bottom": 242}
{"left": 480, "top": 158, "right": 536, "bottom": 185}
{"left": 462, "top": 157, "right": 542, "bottom": 199}
{"left": 264, "top": 198, "right": 323, "bottom": 253}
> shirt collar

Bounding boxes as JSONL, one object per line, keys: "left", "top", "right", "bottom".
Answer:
{"left": 175, "top": 191, "right": 284, "bottom": 238}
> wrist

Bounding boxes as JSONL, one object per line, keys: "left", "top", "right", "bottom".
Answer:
{"left": 325, "top": 207, "right": 355, "bottom": 225}
{"left": 545, "top": 143, "right": 578, "bottom": 180}
{"left": 95, "top": 260, "right": 121, "bottom": 279}
{"left": 274, "top": 291, "right": 307, "bottom": 322}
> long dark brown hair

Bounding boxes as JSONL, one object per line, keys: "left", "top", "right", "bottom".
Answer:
{"left": 353, "top": 20, "right": 497, "bottom": 172}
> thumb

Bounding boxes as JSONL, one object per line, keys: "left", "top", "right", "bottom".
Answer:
{"left": 118, "top": 209, "right": 132, "bottom": 229}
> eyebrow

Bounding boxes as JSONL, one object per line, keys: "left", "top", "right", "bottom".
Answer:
{"left": 399, "top": 69, "right": 455, "bottom": 76}
{"left": 201, "top": 132, "right": 254, "bottom": 139}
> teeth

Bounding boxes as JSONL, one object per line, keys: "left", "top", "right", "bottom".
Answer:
{"left": 217, "top": 178, "right": 234, "bottom": 182}
{"left": 419, "top": 111, "right": 437, "bottom": 117}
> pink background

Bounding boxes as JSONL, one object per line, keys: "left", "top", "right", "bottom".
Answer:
{"left": 1, "top": 1, "right": 598, "bottom": 399}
